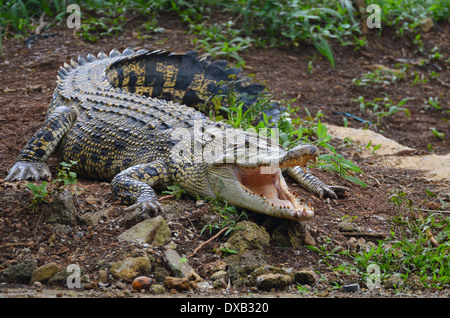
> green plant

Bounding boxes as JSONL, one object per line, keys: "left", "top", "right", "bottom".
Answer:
{"left": 331, "top": 190, "right": 450, "bottom": 290}
{"left": 53, "top": 160, "right": 78, "bottom": 188}
{"left": 218, "top": 247, "right": 238, "bottom": 255}
{"left": 365, "top": 140, "right": 382, "bottom": 154}
{"left": 312, "top": 35, "right": 335, "bottom": 68}
{"left": 190, "top": 21, "right": 253, "bottom": 68}
{"left": 306, "top": 236, "right": 343, "bottom": 267}
{"left": 26, "top": 181, "right": 49, "bottom": 212}
{"left": 426, "top": 97, "right": 441, "bottom": 111}
{"left": 162, "top": 183, "right": 186, "bottom": 199}
{"left": 313, "top": 153, "right": 367, "bottom": 188}
{"left": 352, "top": 67, "right": 406, "bottom": 87}
{"left": 353, "top": 96, "right": 411, "bottom": 126}
{"left": 201, "top": 198, "right": 247, "bottom": 236}
{"left": 430, "top": 128, "right": 445, "bottom": 141}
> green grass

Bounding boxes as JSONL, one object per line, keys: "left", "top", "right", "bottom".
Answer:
{"left": 1, "top": 0, "right": 448, "bottom": 64}
{"left": 311, "top": 190, "right": 450, "bottom": 290}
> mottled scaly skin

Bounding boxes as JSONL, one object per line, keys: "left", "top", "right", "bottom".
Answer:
{"left": 6, "top": 48, "right": 347, "bottom": 221}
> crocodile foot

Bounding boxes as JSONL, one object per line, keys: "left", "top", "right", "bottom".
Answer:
{"left": 124, "top": 198, "right": 165, "bottom": 215}
{"left": 318, "top": 185, "right": 350, "bottom": 200}
{"left": 5, "top": 161, "right": 51, "bottom": 182}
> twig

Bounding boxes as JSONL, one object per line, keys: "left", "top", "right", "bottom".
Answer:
{"left": 340, "top": 232, "right": 389, "bottom": 239}
{"left": 417, "top": 208, "right": 450, "bottom": 214}
{"left": 417, "top": 211, "right": 439, "bottom": 247}
{"left": 159, "top": 194, "right": 175, "bottom": 201}
{"left": 187, "top": 227, "right": 229, "bottom": 259}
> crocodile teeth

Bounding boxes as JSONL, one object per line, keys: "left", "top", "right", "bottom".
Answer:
{"left": 97, "top": 51, "right": 108, "bottom": 59}
{"left": 122, "top": 47, "right": 135, "bottom": 56}
{"left": 63, "top": 62, "right": 72, "bottom": 71}
{"left": 86, "top": 53, "right": 97, "bottom": 62}
{"left": 57, "top": 68, "right": 67, "bottom": 78}
{"left": 70, "top": 58, "right": 78, "bottom": 67}
{"left": 77, "top": 55, "right": 87, "bottom": 65}
{"left": 109, "top": 48, "right": 121, "bottom": 58}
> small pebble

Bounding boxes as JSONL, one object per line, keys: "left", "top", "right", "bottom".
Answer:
{"left": 132, "top": 276, "right": 153, "bottom": 291}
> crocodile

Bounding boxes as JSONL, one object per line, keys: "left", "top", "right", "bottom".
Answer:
{"left": 5, "top": 48, "right": 347, "bottom": 221}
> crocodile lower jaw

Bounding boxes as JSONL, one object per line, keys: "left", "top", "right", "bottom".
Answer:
{"left": 233, "top": 165, "right": 314, "bottom": 220}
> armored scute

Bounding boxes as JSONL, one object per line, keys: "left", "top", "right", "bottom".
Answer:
{"left": 6, "top": 48, "right": 347, "bottom": 221}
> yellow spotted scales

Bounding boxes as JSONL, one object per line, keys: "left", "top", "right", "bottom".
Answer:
{"left": 6, "top": 48, "right": 347, "bottom": 221}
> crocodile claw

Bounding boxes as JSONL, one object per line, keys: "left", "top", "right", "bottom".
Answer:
{"left": 5, "top": 161, "right": 51, "bottom": 182}
{"left": 318, "top": 185, "right": 350, "bottom": 200}
{"left": 124, "top": 199, "right": 165, "bottom": 215}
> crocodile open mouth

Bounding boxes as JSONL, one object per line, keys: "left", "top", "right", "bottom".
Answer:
{"left": 235, "top": 165, "right": 302, "bottom": 211}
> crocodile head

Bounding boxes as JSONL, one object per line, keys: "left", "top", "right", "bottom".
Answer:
{"left": 202, "top": 128, "right": 318, "bottom": 221}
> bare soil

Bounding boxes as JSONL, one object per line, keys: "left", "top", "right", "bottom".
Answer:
{"left": 0, "top": 18, "right": 448, "bottom": 298}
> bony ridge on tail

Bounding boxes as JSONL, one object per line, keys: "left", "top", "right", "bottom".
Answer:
{"left": 6, "top": 47, "right": 348, "bottom": 221}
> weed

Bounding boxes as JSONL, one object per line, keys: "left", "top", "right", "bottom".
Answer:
{"left": 26, "top": 181, "right": 49, "bottom": 212}
{"left": 430, "top": 128, "right": 445, "bottom": 141}
{"left": 352, "top": 67, "right": 406, "bottom": 87}
{"left": 53, "top": 160, "right": 78, "bottom": 188}
{"left": 426, "top": 97, "right": 441, "bottom": 111}
{"left": 162, "top": 184, "right": 186, "bottom": 200}
{"left": 312, "top": 35, "right": 335, "bottom": 68}
{"left": 353, "top": 96, "right": 411, "bottom": 126}
{"left": 328, "top": 190, "right": 450, "bottom": 290}
{"left": 201, "top": 198, "right": 247, "bottom": 236}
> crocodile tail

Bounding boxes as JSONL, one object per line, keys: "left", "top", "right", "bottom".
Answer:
{"left": 105, "top": 48, "right": 285, "bottom": 121}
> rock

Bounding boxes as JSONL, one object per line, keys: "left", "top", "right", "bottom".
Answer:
{"left": 160, "top": 200, "right": 184, "bottom": 221}
{"left": 210, "top": 270, "right": 229, "bottom": 289}
{"left": 97, "top": 269, "right": 109, "bottom": 284}
{"left": 294, "top": 270, "right": 318, "bottom": 286}
{"left": 118, "top": 216, "right": 171, "bottom": 246}
{"left": 153, "top": 265, "right": 171, "bottom": 282}
{"left": 150, "top": 284, "right": 166, "bottom": 294}
{"left": 1, "top": 259, "right": 38, "bottom": 284}
{"left": 202, "top": 260, "right": 227, "bottom": 276}
{"left": 84, "top": 281, "right": 98, "bottom": 289}
{"left": 384, "top": 275, "right": 404, "bottom": 289}
{"left": 303, "top": 228, "right": 316, "bottom": 246}
{"left": 425, "top": 201, "right": 442, "bottom": 211}
{"left": 269, "top": 219, "right": 305, "bottom": 248}
{"left": 197, "top": 281, "right": 214, "bottom": 292}
{"left": 163, "top": 249, "right": 194, "bottom": 278}
{"left": 439, "top": 192, "right": 450, "bottom": 202}
{"left": 226, "top": 251, "right": 268, "bottom": 287}
{"left": 110, "top": 257, "right": 152, "bottom": 282}
{"left": 420, "top": 18, "right": 433, "bottom": 32}
{"left": 79, "top": 209, "right": 110, "bottom": 226}
{"left": 132, "top": 276, "right": 153, "bottom": 291}
{"left": 164, "top": 276, "right": 191, "bottom": 291}
{"left": 256, "top": 273, "right": 292, "bottom": 290}
{"left": 48, "top": 189, "right": 77, "bottom": 225}
{"left": 31, "top": 262, "right": 62, "bottom": 284}
{"left": 226, "top": 221, "right": 270, "bottom": 253}
{"left": 347, "top": 237, "right": 358, "bottom": 249}
{"left": 337, "top": 221, "right": 357, "bottom": 233}
{"left": 47, "top": 267, "right": 87, "bottom": 287}
{"left": 342, "top": 283, "right": 360, "bottom": 293}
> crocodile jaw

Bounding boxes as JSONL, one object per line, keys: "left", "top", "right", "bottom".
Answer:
{"left": 207, "top": 164, "right": 314, "bottom": 221}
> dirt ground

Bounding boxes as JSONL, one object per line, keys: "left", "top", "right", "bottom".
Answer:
{"left": 0, "top": 17, "right": 449, "bottom": 298}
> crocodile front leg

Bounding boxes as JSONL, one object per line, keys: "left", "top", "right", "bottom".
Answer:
{"left": 5, "top": 106, "right": 78, "bottom": 181}
{"left": 286, "top": 166, "right": 349, "bottom": 199}
{"left": 111, "top": 160, "right": 171, "bottom": 215}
